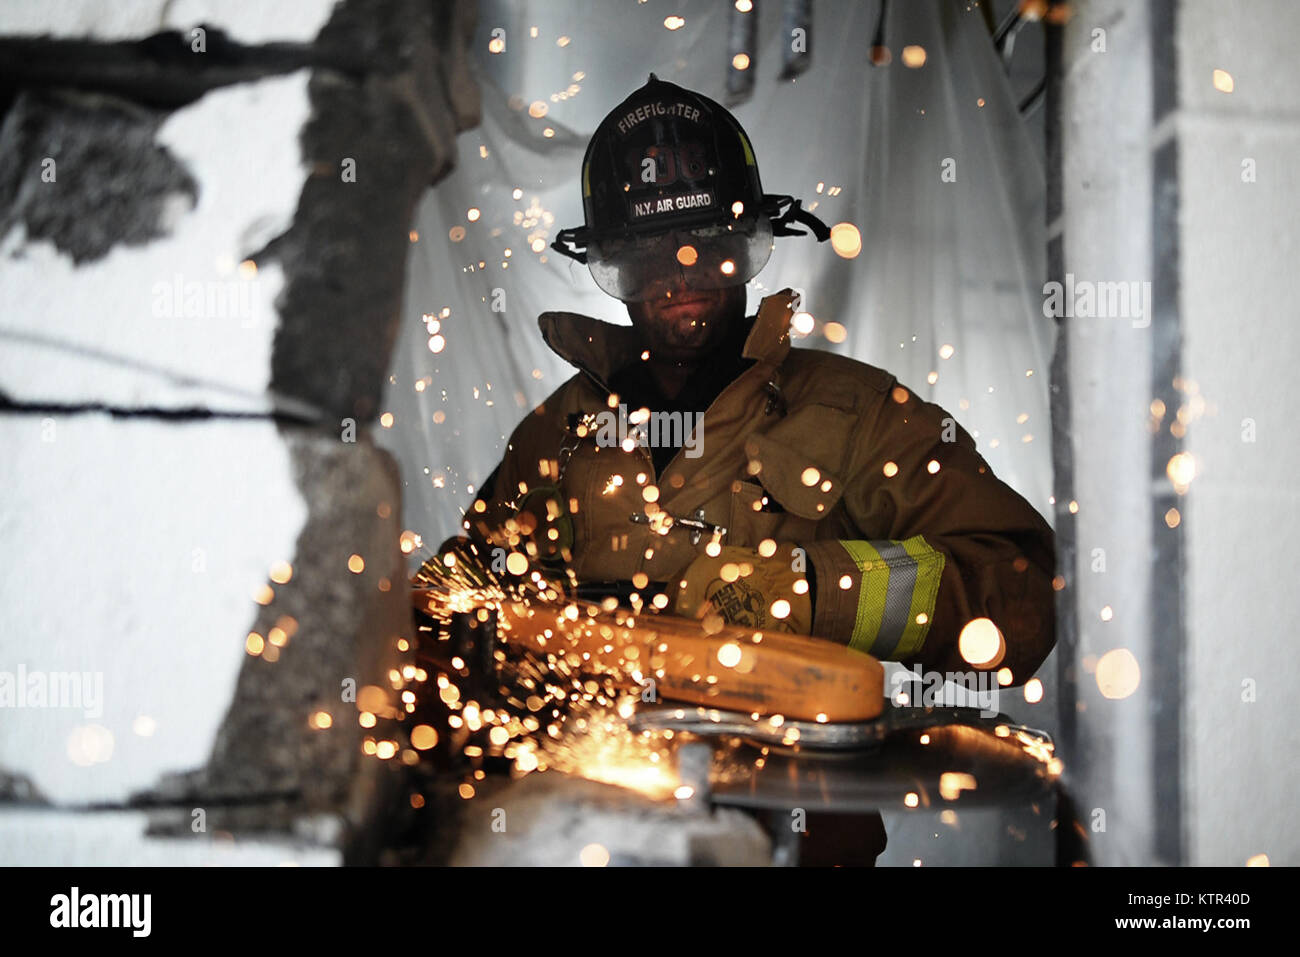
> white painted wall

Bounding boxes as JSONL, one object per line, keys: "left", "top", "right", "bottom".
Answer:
{"left": 0, "top": 415, "right": 306, "bottom": 806}
{"left": 1177, "top": 0, "right": 1300, "bottom": 867}
{"left": 0, "top": 69, "right": 315, "bottom": 833}
{"left": 0, "top": 0, "right": 429, "bottom": 866}
{"left": 0, "top": 809, "right": 340, "bottom": 866}
{"left": 0, "top": 0, "right": 339, "bottom": 45}
{"left": 0, "top": 73, "right": 312, "bottom": 415}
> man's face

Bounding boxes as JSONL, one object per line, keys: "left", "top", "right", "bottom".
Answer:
{"left": 624, "top": 282, "right": 748, "bottom": 363}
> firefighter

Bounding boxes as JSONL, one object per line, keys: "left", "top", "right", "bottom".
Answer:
{"left": 455, "top": 75, "right": 1057, "bottom": 863}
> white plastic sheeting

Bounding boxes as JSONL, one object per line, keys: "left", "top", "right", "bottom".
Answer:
{"left": 380, "top": 0, "right": 1052, "bottom": 553}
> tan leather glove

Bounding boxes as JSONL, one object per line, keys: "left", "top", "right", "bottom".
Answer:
{"left": 672, "top": 543, "right": 813, "bottom": 634}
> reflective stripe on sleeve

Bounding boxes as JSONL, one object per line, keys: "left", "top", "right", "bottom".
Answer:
{"left": 837, "top": 536, "right": 945, "bottom": 659}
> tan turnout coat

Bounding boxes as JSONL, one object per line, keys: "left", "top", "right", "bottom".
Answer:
{"left": 464, "top": 291, "right": 1057, "bottom": 683}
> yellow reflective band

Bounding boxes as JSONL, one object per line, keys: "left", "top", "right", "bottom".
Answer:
{"left": 836, "top": 536, "right": 945, "bottom": 659}
{"left": 893, "top": 535, "right": 945, "bottom": 659}
{"left": 837, "top": 540, "right": 886, "bottom": 654}
{"left": 739, "top": 130, "right": 757, "bottom": 168}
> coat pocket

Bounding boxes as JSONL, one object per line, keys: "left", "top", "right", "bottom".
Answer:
{"left": 726, "top": 479, "right": 790, "bottom": 548}
{"left": 742, "top": 407, "right": 854, "bottom": 522}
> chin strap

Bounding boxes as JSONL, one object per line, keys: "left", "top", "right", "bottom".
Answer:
{"left": 766, "top": 194, "right": 832, "bottom": 241}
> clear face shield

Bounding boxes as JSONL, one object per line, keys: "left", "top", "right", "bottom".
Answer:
{"left": 585, "top": 216, "right": 775, "bottom": 303}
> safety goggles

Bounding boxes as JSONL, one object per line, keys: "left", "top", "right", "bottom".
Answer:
{"left": 552, "top": 196, "right": 830, "bottom": 304}
{"left": 584, "top": 217, "right": 774, "bottom": 303}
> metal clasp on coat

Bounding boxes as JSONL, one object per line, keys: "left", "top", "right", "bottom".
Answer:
{"left": 629, "top": 507, "right": 727, "bottom": 546}
{"left": 763, "top": 380, "right": 787, "bottom": 417}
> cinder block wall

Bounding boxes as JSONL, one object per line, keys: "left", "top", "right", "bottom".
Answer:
{"left": 0, "top": 0, "right": 478, "bottom": 864}
{"left": 1053, "top": 0, "right": 1299, "bottom": 866}
{"left": 1175, "top": 0, "right": 1300, "bottom": 868}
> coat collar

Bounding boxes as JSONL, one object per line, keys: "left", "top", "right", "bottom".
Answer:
{"left": 537, "top": 289, "right": 798, "bottom": 392}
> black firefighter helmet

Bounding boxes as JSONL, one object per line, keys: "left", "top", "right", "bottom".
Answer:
{"left": 551, "top": 74, "right": 830, "bottom": 302}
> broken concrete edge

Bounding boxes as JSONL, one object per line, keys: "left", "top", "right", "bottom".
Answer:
{"left": 0, "top": 87, "right": 198, "bottom": 266}
{"left": 0, "top": 60, "right": 426, "bottom": 424}
{"left": 0, "top": 0, "right": 339, "bottom": 46}
{"left": 0, "top": 393, "right": 323, "bottom": 425}
{"left": 266, "top": 13, "right": 457, "bottom": 420}
{"left": 0, "top": 0, "right": 480, "bottom": 863}
{"left": 0, "top": 768, "right": 49, "bottom": 805}
{"left": 0, "top": 71, "right": 309, "bottom": 415}
{"left": 116, "top": 429, "right": 416, "bottom": 862}
{"left": 1, "top": 0, "right": 480, "bottom": 425}
{"left": 136, "top": 757, "right": 411, "bottom": 865}
{"left": 0, "top": 427, "right": 418, "bottom": 863}
{"left": 0, "top": 0, "right": 482, "bottom": 122}
{"left": 0, "top": 765, "right": 405, "bottom": 865}
{"left": 431, "top": 0, "right": 481, "bottom": 134}
{"left": 259, "top": 0, "right": 479, "bottom": 423}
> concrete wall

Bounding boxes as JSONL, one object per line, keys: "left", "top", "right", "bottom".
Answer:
{"left": 0, "top": 0, "right": 479, "bottom": 864}
{"left": 1054, "top": 0, "right": 1299, "bottom": 865}
{"left": 1052, "top": 0, "right": 1161, "bottom": 867}
{"left": 1176, "top": 0, "right": 1300, "bottom": 867}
